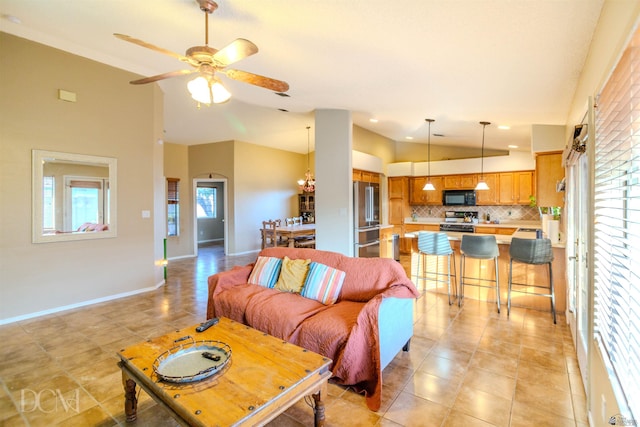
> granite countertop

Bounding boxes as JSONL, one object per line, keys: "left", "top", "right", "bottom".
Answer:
{"left": 403, "top": 228, "right": 565, "bottom": 249}
{"left": 404, "top": 217, "right": 542, "bottom": 229}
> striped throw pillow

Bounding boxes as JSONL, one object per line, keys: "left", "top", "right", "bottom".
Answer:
{"left": 301, "top": 262, "right": 346, "bottom": 305}
{"left": 248, "top": 256, "right": 282, "bottom": 288}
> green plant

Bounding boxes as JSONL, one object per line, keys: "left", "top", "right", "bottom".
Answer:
{"left": 529, "top": 195, "right": 536, "bottom": 207}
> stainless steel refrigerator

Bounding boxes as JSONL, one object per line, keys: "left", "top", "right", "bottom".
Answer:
{"left": 353, "top": 181, "right": 380, "bottom": 257}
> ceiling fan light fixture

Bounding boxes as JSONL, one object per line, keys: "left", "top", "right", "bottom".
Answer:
{"left": 187, "top": 75, "right": 231, "bottom": 105}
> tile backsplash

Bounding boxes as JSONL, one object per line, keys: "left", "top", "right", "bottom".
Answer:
{"left": 411, "top": 205, "right": 541, "bottom": 222}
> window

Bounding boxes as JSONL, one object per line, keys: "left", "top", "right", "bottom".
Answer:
{"left": 167, "top": 178, "right": 180, "bottom": 236}
{"left": 42, "top": 176, "right": 55, "bottom": 231}
{"left": 593, "top": 28, "right": 640, "bottom": 419}
{"left": 196, "top": 187, "right": 217, "bottom": 218}
{"left": 64, "top": 177, "right": 108, "bottom": 230}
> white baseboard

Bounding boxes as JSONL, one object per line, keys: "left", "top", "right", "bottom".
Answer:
{"left": 0, "top": 280, "right": 166, "bottom": 325}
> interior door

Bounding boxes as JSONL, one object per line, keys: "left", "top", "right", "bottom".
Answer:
{"left": 193, "top": 178, "right": 227, "bottom": 256}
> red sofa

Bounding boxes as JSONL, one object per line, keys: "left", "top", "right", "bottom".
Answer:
{"left": 206, "top": 247, "right": 419, "bottom": 411}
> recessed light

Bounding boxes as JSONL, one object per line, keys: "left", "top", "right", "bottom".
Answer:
{"left": 498, "top": 125, "right": 510, "bottom": 130}
{"left": 369, "top": 118, "right": 379, "bottom": 123}
{"left": 405, "top": 136, "right": 413, "bottom": 140}
{"left": 508, "top": 145, "right": 519, "bottom": 149}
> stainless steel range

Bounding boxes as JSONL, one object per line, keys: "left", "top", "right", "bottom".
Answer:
{"left": 439, "top": 211, "right": 478, "bottom": 233}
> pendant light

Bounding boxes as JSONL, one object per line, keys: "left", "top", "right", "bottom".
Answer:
{"left": 297, "top": 126, "right": 315, "bottom": 193}
{"left": 423, "top": 118, "right": 436, "bottom": 191}
{"left": 475, "top": 121, "right": 491, "bottom": 190}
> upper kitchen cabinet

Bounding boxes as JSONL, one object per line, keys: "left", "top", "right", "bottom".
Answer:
{"left": 535, "top": 152, "right": 564, "bottom": 207}
{"left": 443, "top": 174, "right": 477, "bottom": 189}
{"left": 498, "top": 171, "right": 535, "bottom": 205}
{"left": 353, "top": 169, "right": 380, "bottom": 183}
{"left": 475, "top": 173, "right": 499, "bottom": 205}
{"left": 388, "top": 177, "right": 409, "bottom": 225}
{"left": 409, "top": 176, "right": 443, "bottom": 205}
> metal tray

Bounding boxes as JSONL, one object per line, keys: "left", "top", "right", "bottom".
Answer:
{"left": 153, "top": 336, "right": 232, "bottom": 383}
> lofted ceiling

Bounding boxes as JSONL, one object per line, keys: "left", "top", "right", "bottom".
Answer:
{"left": 0, "top": 0, "right": 604, "bottom": 154}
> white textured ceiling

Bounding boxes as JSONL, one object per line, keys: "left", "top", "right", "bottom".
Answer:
{"left": 0, "top": 0, "right": 604, "bottom": 153}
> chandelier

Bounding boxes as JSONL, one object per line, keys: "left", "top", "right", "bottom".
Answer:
{"left": 297, "top": 126, "right": 315, "bottom": 193}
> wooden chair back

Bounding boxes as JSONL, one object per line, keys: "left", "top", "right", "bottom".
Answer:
{"left": 262, "top": 219, "right": 284, "bottom": 249}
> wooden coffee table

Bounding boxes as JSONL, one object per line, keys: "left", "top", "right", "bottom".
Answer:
{"left": 117, "top": 317, "right": 332, "bottom": 426}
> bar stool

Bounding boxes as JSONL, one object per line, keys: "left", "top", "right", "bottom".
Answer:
{"left": 459, "top": 234, "right": 500, "bottom": 312}
{"left": 417, "top": 231, "right": 457, "bottom": 305}
{"left": 508, "top": 237, "right": 556, "bottom": 323}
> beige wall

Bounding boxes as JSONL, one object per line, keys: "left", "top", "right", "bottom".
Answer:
{"left": 353, "top": 125, "right": 396, "bottom": 167}
{"left": 0, "top": 33, "right": 163, "bottom": 322}
{"left": 166, "top": 126, "right": 395, "bottom": 258}
{"left": 163, "top": 143, "right": 191, "bottom": 258}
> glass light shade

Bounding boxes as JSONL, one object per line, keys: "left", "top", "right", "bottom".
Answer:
{"left": 423, "top": 181, "right": 435, "bottom": 191}
{"left": 475, "top": 180, "right": 490, "bottom": 190}
{"left": 187, "top": 77, "right": 231, "bottom": 104}
{"left": 210, "top": 81, "right": 231, "bottom": 103}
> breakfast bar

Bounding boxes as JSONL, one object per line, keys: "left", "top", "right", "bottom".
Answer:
{"left": 405, "top": 226, "right": 566, "bottom": 313}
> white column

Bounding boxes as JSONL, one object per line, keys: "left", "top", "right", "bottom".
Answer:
{"left": 314, "top": 109, "right": 353, "bottom": 255}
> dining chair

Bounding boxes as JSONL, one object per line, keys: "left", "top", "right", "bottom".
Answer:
{"left": 261, "top": 219, "right": 287, "bottom": 249}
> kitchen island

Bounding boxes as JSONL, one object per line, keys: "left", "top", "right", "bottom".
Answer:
{"left": 405, "top": 228, "right": 566, "bottom": 313}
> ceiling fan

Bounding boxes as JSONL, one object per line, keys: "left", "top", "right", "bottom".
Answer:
{"left": 114, "top": 0, "right": 289, "bottom": 105}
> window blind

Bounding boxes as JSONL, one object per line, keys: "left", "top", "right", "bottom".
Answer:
{"left": 167, "top": 178, "right": 179, "bottom": 203}
{"left": 593, "top": 28, "right": 640, "bottom": 419}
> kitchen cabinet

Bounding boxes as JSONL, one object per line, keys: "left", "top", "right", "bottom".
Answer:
{"left": 475, "top": 173, "right": 499, "bottom": 205}
{"left": 498, "top": 171, "right": 535, "bottom": 205}
{"left": 475, "top": 226, "right": 517, "bottom": 235}
{"left": 443, "top": 174, "right": 477, "bottom": 189}
{"left": 353, "top": 169, "right": 380, "bottom": 183}
{"left": 388, "top": 177, "right": 409, "bottom": 225}
{"left": 536, "top": 152, "right": 564, "bottom": 207}
{"left": 401, "top": 223, "right": 440, "bottom": 254}
{"left": 409, "top": 176, "right": 443, "bottom": 205}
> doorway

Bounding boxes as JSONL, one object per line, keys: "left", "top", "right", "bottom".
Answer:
{"left": 193, "top": 178, "right": 227, "bottom": 256}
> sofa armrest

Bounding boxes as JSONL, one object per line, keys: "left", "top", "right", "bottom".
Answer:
{"left": 378, "top": 297, "right": 414, "bottom": 370}
{"left": 206, "top": 264, "right": 254, "bottom": 319}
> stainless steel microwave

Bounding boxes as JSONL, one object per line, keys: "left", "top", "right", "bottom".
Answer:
{"left": 442, "top": 190, "right": 476, "bottom": 206}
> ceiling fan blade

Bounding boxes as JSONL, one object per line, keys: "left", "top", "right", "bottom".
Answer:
{"left": 114, "top": 33, "right": 190, "bottom": 63}
{"left": 212, "top": 38, "right": 259, "bottom": 67}
{"left": 223, "top": 69, "right": 289, "bottom": 92}
{"left": 130, "top": 69, "right": 197, "bottom": 85}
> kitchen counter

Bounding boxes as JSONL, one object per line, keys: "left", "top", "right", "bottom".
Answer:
{"left": 404, "top": 217, "right": 542, "bottom": 229}
{"left": 406, "top": 227, "right": 566, "bottom": 313}
{"left": 404, "top": 231, "right": 565, "bottom": 248}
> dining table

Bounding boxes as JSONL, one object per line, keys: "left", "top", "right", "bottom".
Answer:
{"left": 275, "top": 223, "right": 316, "bottom": 247}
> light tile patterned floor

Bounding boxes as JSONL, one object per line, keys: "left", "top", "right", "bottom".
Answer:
{"left": 0, "top": 243, "right": 587, "bottom": 426}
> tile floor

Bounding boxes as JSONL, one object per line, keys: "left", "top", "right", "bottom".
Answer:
{"left": 0, "top": 243, "right": 588, "bottom": 426}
